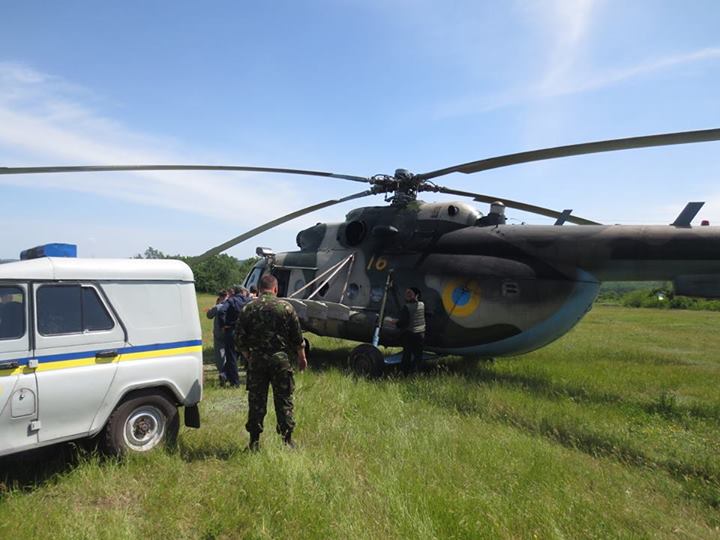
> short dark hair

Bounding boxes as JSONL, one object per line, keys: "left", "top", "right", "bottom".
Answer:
{"left": 259, "top": 274, "right": 278, "bottom": 292}
{"left": 249, "top": 285, "right": 258, "bottom": 294}
{"left": 410, "top": 287, "right": 422, "bottom": 300}
{"left": 217, "top": 289, "right": 227, "bottom": 296}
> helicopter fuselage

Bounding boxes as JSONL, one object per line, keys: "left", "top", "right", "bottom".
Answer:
{"left": 245, "top": 201, "right": 720, "bottom": 357}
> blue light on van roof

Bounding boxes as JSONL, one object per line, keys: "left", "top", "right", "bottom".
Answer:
{"left": 20, "top": 243, "right": 78, "bottom": 260}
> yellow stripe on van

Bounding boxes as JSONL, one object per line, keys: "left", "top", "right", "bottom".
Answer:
{"left": 15, "top": 345, "right": 203, "bottom": 373}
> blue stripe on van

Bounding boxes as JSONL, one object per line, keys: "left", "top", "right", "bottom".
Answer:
{"left": 2, "top": 339, "right": 203, "bottom": 368}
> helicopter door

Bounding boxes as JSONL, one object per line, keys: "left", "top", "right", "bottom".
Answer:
{"left": 271, "top": 268, "right": 291, "bottom": 298}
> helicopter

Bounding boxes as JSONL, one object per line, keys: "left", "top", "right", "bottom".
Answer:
{"left": 4, "top": 128, "right": 720, "bottom": 374}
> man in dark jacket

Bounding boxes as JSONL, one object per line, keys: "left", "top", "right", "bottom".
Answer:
{"left": 206, "top": 289, "right": 229, "bottom": 385}
{"left": 396, "top": 287, "right": 426, "bottom": 374}
{"left": 220, "top": 287, "right": 249, "bottom": 387}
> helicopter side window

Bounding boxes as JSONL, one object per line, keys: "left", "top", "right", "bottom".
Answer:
{"left": 345, "top": 283, "right": 359, "bottom": 301}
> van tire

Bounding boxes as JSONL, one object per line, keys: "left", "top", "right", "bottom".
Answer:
{"left": 103, "top": 390, "right": 179, "bottom": 456}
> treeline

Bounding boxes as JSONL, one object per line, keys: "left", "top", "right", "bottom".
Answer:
{"left": 597, "top": 281, "right": 720, "bottom": 311}
{"left": 134, "top": 247, "right": 258, "bottom": 293}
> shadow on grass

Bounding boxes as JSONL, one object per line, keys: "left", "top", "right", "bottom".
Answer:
{"left": 0, "top": 441, "right": 92, "bottom": 495}
{"left": 307, "top": 345, "right": 354, "bottom": 372}
{"left": 394, "top": 369, "right": 720, "bottom": 510}
{"left": 176, "top": 440, "right": 242, "bottom": 462}
{"left": 444, "top": 359, "right": 622, "bottom": 404}
{"left": 435, "top": 357, "right": 720, "bottom": 424}
{"left": 304, "top": 342, "right": 719, "bottom": 425}
{"left": 0, "top": 439, "right": 249, "bottom": 495}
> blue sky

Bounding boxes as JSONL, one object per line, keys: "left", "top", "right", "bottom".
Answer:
{"left": 1, "top": 0, "right": 719, "bottom": 259}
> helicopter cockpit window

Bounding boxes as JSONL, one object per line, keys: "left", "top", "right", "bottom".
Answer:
{"left": 345, "top": 221, "right": 366, "bottom": 246}
{"left": 0, "top": 286, "right": 25, "bottom": 340}
{"left": 244, "top": 267, "right": 263, "bottom": 290}
{"left": 448, "top": 205, "right": 459, "bottom": 216}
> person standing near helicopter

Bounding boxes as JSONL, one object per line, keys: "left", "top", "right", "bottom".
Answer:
{"left": 206, "top": 289, "right": 229, "bottom": 385}
{"left": 235, "top": 274, "right": 307, "bottom": 450}
{"left": 397, "top": 287, "right": 426, "bottom": 374}
{"left": 220, "top": 286, "right": 249, "bottom": 387}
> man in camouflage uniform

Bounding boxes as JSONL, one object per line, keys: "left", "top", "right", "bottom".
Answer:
{"left": 234, "top": 274, "right": 307, "bottom": 450}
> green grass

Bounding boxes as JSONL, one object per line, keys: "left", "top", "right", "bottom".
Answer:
{"left": 1, "top": 298, "right": 720, "bottom": 538}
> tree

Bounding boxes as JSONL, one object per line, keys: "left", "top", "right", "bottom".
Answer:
{"left": 189, "top": 254, "right": 246, "bottom": 293}
{"left": 134, "top": 247, "right": 168, "bottom": 259}
{"left": 132, "top": 247, "right": 258, "bottom": 293}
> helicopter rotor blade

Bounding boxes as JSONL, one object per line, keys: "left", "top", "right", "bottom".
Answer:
{"left": 419, "top": 128, "right": 720, "bottom": 180}
{"left": 433, "top": 186, "right": 601, "bottom": 225}
{"left": 194, "top": 189, "right": 377, "bottom": 261}
{"left": 0, "top": 164, "right": 370, "bottom": 184}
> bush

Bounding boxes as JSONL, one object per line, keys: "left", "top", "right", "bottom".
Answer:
{"left": 616, "top": 286, "right": 720, "bottom": 312}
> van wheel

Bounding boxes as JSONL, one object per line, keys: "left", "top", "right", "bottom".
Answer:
{"left": 104, "top": 390, "right": 179, "bottom": 456}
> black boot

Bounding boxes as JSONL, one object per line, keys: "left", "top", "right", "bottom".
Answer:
{"left": 283, "top": 432, "right": 296, "bottom": 449}
{"left": 248, "top": 433, "right": 260, "bottom": 452}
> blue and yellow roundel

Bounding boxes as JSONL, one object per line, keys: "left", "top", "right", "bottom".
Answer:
{"left": 441, "top": 280, "right": 481, "bottom": 317}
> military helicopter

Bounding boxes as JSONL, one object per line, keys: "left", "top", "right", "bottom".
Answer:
{"left": 4, "top": 128, "right": 720, "bottom": 374}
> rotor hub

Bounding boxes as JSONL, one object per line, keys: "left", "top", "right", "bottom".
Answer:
{"left": 369, "top": 169, "right": 428, "bottom": 206}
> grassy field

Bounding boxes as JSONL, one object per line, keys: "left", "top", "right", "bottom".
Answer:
{"left": 1, "top": 294, "right": 719, "bottom": 538}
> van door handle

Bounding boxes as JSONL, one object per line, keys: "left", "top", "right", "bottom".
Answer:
{"left": 96, "top": 350, "right": 118, "bottom": 359}
{"left": 0, "top": 360, "right": 19, "bottom": 370}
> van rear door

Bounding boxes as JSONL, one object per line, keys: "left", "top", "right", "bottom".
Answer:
{"left": 0, "top": 283, "right": 39, "bottom": 455}
{"left": 33, "top": 283, "right": 126, "bottom": 442}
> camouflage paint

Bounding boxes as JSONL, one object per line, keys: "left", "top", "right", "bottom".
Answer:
{"left": 245, "top": 200, "right": 720, "bottom": 357}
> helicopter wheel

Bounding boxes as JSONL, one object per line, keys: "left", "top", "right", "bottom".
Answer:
{"left": 348, "top": 344, "right": 384, "bottom": 378}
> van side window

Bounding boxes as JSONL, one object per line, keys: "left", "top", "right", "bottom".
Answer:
{"left": 82, "top": 287, "right": 114, "bottom": 331}
{"left": 38, "top": 285, "right": 114, "bottom": 335}
{"left": 0, "top": 286, "right": 25, "bottom": 340}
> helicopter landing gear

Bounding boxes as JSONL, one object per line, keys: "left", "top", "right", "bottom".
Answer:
{"left": 348, "top": 344, "right": 384, "bottom": 378}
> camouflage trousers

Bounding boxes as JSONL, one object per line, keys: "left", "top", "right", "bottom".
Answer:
{"left": 245, "top": 351, "right": 296, "bottom": 437}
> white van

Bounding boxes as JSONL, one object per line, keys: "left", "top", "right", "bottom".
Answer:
{"left": 0, "top": 255, "right": 203, "bottom": 457}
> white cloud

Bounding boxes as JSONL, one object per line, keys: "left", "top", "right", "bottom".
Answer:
{"left": 534, "top": 0, "right": 599, "bottom": 95}
{"left": 436, "top": 0, "right": 720, "bottom": 120}
{"left": 437, "top": 45, "right": 720, "bottom": 118}
{"left": 0, "top": 62, "right": 315, "bottom": 225}
{"left": 546, "top": 47, "right": 720, "bottom": 98}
